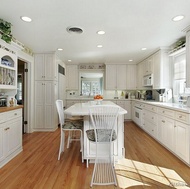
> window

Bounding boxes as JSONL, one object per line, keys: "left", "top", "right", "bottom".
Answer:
{"left": 81, "top": 78, "right": 102, "bottom": 96}
{"left": 172, "top": 52, "right": 190, "bottom": 103}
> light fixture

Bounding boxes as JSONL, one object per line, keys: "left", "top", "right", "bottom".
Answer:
{"left": 97, "top": 45, "right": 103, "bottom": 48}
{"left": 20, "top": 16, "right": 32, "bottom": 22}
{"left": 68, "top": 60, "right": 72, "bottom": 62}
{"left": 141, "top": 47, "right": 147, "bottom": 51}
{"left": 97, "top": 30, "right": 105, "bottom": 35}
{"left": 57, "top": 48, "right": 63, "bottom": 51}
{"left": 129, "top": 59, "right": 133, "bottom": 62}
{"left": 172, "top": 15, "right": 184, "bottom": 22}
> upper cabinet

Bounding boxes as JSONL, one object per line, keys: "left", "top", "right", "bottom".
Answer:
{"left": 143, "top": 56, "right": 153, "bottom": 76}
{"left": 34, "top": 53, "right": 58, "bottom": 81}
{"left": 66, "top": 64, "right": 79, "bottom": 90}
{"left": 105, "top": 64, "right": 127, "bottom": 90}
{"left": 153, "top": 49, "right": 171, "bottom": 89}
{"left": 186, "top": 30, "right": 190, "bottom": 88}
{"left": 0, "top": 44, "right": 17, "bottom": 89}
{"left": 126, "top": 64, "right": 137, "bottom": 89}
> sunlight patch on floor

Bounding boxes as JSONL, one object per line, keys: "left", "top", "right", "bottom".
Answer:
{"left": 115, "top": 158, "right": 189, "bottom": 188}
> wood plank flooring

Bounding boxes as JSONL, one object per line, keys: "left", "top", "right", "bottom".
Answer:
{"left": 0, "top": 121, "right": 190, "bottom": 189}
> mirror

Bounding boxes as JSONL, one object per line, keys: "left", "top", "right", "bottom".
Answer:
{"left": 79, "top": 70, "right": 104, "bottom": 96}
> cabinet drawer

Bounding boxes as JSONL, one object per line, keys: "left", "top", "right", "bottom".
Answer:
{"left": 157, "top": 107, "right": 174, "bottom": 118}
{"left": 143, "top": 104, "right": 157, "bottom": 113}
{"left": 175, "top": 112, "right": 190, "bottom": 124}
{"left": 0, "top": 112, "right": 6, "bottom": 123}
{"left": 6, "top": 109, "right": 22, "bottom": 121}
{"left": 144, "top": 110, "right": 157, "bottom": 124}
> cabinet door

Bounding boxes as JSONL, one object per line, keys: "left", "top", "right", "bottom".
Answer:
{"left": 158, "top": 116, "right": 175, "bottom": 152}
{"left": 105, "top": 65, "right": 117, "bottom": 90}
{"left": 35, "top": 81, "right": 45, "bottom": 129}
{"left": 175, "top": 121, "right": 190, "bottom": 163}
{"left": 44, "top": 54, "right": 57, "bottom": 80}
{"left": 5, "top": 118, "right": 22, "bottom": 156}
{"left": 44, "top": 81, "right": 58, "bottom": 129}
{"left": 126, "top": 65, "right": 136, "bottom": 89}
{"left": 34, "top": 54, "right": 45, "bottom": 80}
{"left": 0, "top": 123, "right": 6, "bottom": 162}
{"left": 137, "top": 62, "right": 144, "bottom": 88}
{"left": 117, "top": 65, "right": 126, "bottom": 90}
{"left": 66, "top": 65, "right": 79, "bottom": 90}
{"left": 186, "top": 31, "right": 190, "bottom": 87}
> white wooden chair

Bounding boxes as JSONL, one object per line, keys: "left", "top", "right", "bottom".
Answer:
{"left": 86, "top": 105, "right": 119, "bottom": 187}
{"left": 55, "top": 100, "right": 84, "bottom": 162}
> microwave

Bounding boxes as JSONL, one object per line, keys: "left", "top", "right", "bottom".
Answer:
{"left": 143, "top": 74, "right": 153, "bottom": 86}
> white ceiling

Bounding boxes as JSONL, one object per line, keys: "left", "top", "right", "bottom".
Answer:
{"left": 1, "top": 0, "right": 190, "bottom": 64}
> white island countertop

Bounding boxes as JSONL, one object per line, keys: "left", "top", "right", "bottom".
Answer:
{"left": 64, "top": 100, "right": 127, "bottom": 116}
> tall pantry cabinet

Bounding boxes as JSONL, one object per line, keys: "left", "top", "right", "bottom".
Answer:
{"left": 34, "top": 53, "right": 58, "bottom": 131}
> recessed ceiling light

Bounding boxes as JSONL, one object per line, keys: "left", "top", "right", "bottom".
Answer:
{"left": 129, "top": 59, "right": 133, "bottom": 62}
{"left": 172, "top": 15, "right": 184, "bottom": 22}
{"left": 97, "top": 30, "right": 105, "bottom": 35}
{"left": 20, "top": 16, "right": 32, "bottom": 22}
{"left": 141, "top": 47, "right": 147, "bottom": 51}
{"left": 97, "top": 45, "right": 103, "bottom": 48}
{"left": 68, "top": 60, "right": 72, "bottom": 62}
{"left": 57, "top": 48, "right": 63, "bottom": 51}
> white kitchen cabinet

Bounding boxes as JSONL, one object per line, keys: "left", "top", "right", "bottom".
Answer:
{"left": 66, "top": 64, "right": 79, "bottom": 90}
{"left": 34, "top": 81, "right": 58, "bottom": 131}
{"left": 105, "top": 64, "right": 126, "bottom": 90}
{"left": 126, "top": 64, "right": 137, "bottom": 89}
{"left": 0, "top": 109, "right": 22, "bottom": 168}
{"left": 157, "top": 115, "right": 175, "bottom": 152}
{"left": 136, "top": 62, "right": 144, "bottom": 89}
{"left": 186, "top": 30, "right": 190, "bottom": 87}
{"left": 143, "top": 104, "right": 158, "bottom": 139}
{"left": 0, "top": 43, "right": 17, "bottom": 89}
{"left": 34, "top": 53, "right": 58, "bottom": 81}
{"left": 175, "top": 121, "right": 190, "bottom": 163}
{"left": 153, "top": 49, "right": 171, "bottom": 89}
{"left": 143, "top": 56, "right": 153, "bottom": 76}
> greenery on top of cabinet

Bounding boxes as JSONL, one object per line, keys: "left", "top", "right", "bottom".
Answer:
{"left": 0, "top": 18, "right": 12, "bottom": 43}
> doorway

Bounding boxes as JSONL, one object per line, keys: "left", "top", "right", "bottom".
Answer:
{"left": 16, "top": 59, "right": 28, "bottom": 134}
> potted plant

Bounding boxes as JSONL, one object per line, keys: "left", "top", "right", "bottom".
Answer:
{"left": 0, "top": 18, "right": 12, "bottom": 43}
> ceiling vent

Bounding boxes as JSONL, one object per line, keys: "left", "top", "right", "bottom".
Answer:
{"left": 67, "top": 27, "right": 83, "bottom": 34}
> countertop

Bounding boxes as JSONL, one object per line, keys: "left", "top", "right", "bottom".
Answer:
{"left": 134, "top": 99, "right": 190, "bottom": 113}
{"left": 64, "top": 101, "right": 127, "bottom": 116}
{"left": 0, "top": 105, "right": 23, "bottom": 113}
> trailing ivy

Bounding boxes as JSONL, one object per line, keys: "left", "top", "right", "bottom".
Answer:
{"left": 0, "top": 18, "right": 12, "bottom": 43}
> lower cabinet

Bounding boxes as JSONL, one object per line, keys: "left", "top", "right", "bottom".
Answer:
{"left": 138, "top": 102, "right": 190, "bottom": 165}
{"left": 157, "top": 115, "right": 175, "bottom": 152}
{"left": 175, "top": 121, "right": 190, "bottom": 163}
{"left": 0, "top": 109, "right": 23, "bottom": 168}
{"left": 34, "top": 81, "right": 58, "bottom": 131}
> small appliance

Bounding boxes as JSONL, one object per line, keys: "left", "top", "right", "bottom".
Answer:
{"left": 143, "top": 74, "right": 153, "bottom": 87}
{"left": 0, "top": 96, "right": 7, "bottom": 107}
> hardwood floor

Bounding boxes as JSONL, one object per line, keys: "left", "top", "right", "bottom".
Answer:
{"left": 0, "top": 121, "right": 190, "bottom": 189}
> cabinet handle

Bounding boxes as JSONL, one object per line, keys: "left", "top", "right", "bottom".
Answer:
{"left": 174, "top": 125, "right": 176, "bottom": 128}
{"left": 162, "top": 120, "right": 165, "bottom": 123}
{"left": 4, "top": 127, "right": 10, "bottom": 131}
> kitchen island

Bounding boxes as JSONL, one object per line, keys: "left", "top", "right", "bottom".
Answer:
{"left": 64, "top": 101, "right": 127, "bottom": 166}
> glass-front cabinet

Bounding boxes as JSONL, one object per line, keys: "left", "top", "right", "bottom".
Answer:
{"left": 0, "top": 45, "right": 17, "bottom": 89}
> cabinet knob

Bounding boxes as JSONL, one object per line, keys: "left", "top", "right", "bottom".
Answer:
{"left": 162, "top": 111, "right": 165, "bottom": 113}
{"left": 179, "top": 115, "right": 182, "bottom": 118}
{"left": 162, "top": 120, "right": 165, "bottom": 123}
{"left": 14, "top": 113, "right": 17, "bottom": 116}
